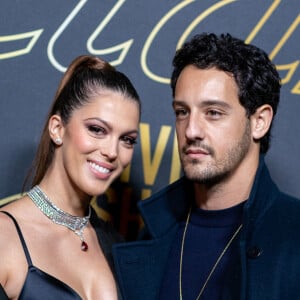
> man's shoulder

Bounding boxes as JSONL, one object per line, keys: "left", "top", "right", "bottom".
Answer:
{"left": 267, "top": 191, "right": 300, "bottom": 230}
{"left": 277, "top": 191, "right": 300, "bottom": 212}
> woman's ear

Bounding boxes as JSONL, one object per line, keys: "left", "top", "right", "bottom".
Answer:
{"left": 49, "top": 115, "right": 64, "bottom": 146}
{"left": 251, "top": 104, "right": 273, "bottom": 140}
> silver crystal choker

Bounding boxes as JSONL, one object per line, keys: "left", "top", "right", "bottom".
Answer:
{"left": 27, "top": 185, "right": 91, "bottom": 251}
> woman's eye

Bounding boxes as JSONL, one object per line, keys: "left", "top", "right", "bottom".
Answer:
{"left": 88, "top": 125, "right": 105, "bottom": 134}
{"left": 121, "top": 136, "right": 137, "bottom": 146}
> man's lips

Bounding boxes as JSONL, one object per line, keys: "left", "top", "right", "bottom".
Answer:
{"left": 184, "top": 148, "right": 210, "bottom": 155}
{"left": 182, "top": 147, "right": 211, "bottom": 160}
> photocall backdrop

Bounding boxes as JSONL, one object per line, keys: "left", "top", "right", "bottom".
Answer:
{"left": 0, "top": 0, "right": 299, "bottom": 239}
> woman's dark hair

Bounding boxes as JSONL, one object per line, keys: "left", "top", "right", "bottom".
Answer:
{"left": 171, "top": 33, "right": 281, "bottom": 153}
{"left": 24, "top": 55, "right": 140, "bottom": 191}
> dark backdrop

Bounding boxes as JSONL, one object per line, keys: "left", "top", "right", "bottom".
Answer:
{"left": 1, "top": 0, "right": 299, "bottom": 238}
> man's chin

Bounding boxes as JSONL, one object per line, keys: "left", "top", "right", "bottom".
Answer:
{"left": 182, "top": 167, "right": 204, "bottom": 182}
{"left": 183, "top": 167, "right": 227, "bottom": 186}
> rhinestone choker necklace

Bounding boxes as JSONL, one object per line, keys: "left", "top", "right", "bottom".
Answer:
{"left": 27, "top": 185, "right": 91, "bottom": 251}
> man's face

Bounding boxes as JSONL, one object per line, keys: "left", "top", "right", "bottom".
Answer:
{"left": 173, "top": 66, "right": 253, "bottom": 185}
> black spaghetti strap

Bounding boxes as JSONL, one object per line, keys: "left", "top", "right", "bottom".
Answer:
{"left": 0, "top": 211, "right": 33, "bottom": 266}
{"left": 0, "top": 283, "right": 9, "bottom": 300}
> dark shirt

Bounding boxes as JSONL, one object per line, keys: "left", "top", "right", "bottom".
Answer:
{"left": 159, "top": 201, "right": 244, "bottom": 300}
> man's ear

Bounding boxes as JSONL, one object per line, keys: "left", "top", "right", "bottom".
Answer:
{"left": 48, "top": 115, "right": 64, "bottom": 145}
{"left": 251, "top": 104, "right": 273, "bottom": 140}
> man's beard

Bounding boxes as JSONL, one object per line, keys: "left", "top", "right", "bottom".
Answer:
{"left": 180, "top": 121, "right": 251, "bottom": 185}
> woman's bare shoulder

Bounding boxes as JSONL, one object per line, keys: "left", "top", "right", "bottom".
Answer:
{"left": 0, "top": 196, "right": 30, "bottom": 245}
{"left": 0, "top": 198, "right": 29, "bottom": 290}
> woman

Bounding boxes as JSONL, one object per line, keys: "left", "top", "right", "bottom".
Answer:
{"left": 0, "top": 55, "right": 141, "bottom": 299}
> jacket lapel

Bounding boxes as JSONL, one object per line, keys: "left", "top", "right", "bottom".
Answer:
{"left": 113, "top": 225, "right": 178, "bottom": 300}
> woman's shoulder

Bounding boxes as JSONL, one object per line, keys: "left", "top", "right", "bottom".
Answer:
{"left": 0, "top": 194, "right": 27, "bottom": 213}
{"left": 0, "top": 198, "right": 29, "bottom": 292}
{"left": 0, "top": 196, "right": 35, "bottom": 256}
{"left": 0, "top": 209, "right": 16, "bottom": 238}
{"left": 0, "top": 197, "right": 28, "bottom": 246}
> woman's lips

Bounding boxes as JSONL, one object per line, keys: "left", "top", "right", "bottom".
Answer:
{"left": 88, "top": 160, "right": 114, "bottom": 179}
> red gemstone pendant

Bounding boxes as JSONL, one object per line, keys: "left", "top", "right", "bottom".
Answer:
{"left": 81, "top": 241, "right": 88, "bottom": 251}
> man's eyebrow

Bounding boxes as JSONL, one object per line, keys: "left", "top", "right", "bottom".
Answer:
{"left": 199, "top": 100, "right": 232, "bottom": 109}
{"left": 172, "top": 100, "right": 186, "bottom": 107}
{"left": 172, "top": 99, "right": 232, "bottom": 109}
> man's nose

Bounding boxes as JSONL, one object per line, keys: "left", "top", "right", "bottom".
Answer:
{"left": 185, "top": 113, "right": 205, "bottom": 141}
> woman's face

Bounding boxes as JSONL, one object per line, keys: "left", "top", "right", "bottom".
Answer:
{"left": 54, "top": 90, "right": 140, "bottom": 197}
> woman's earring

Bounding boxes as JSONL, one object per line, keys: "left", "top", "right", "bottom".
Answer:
{"left": 54, "top": 137, "right": 63, "bottom": 145}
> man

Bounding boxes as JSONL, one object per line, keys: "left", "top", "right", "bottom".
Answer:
{"left": 113, "top": 33, "right": 300, "bottom": 299}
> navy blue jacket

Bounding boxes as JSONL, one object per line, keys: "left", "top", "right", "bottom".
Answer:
{"left": 113, "top": 157, "right": 300, "bottom": 299}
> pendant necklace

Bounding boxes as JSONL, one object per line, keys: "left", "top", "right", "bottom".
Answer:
{"left": 27, "top": 185, "right": 91, "bottom": 252}
{"left": 179, "top": 207, "right": 243, "bottom": 300}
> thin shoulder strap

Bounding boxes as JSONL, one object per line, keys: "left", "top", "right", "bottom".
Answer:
{"left": 0, "top": 211, "right": 33, "bottom": 266}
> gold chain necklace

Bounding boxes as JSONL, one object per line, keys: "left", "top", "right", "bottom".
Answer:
{"left": 179, "top": 207, "right": 243, "bottom": 300}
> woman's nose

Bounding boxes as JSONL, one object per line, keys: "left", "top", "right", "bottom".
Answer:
{"left": 100, "top": 139, "right": 118, "bottom": 160}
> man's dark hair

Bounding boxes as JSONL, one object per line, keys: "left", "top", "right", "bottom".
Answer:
{"left": 171, "top": 33, "right": 281, "bottom": 153}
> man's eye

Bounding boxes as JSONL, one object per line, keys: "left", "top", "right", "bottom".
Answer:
{"left": 122, "top": 136, "right": 137, "bottom": 146}
{"left": 174, "top": 109, "right": 188, "bottom": 117}
{"left": 207, "top": 110, "right": 222, "bottom": 118}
